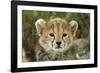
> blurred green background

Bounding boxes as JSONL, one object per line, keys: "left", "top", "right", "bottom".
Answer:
{"left": 22, "top": 10, "right": 90, "bottom": 61}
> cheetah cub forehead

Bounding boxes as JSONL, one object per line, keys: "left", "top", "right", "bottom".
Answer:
{"left": 35, "top": 18, "right": 78, "bottom": 52}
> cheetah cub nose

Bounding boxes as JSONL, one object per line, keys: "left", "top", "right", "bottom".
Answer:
{"left": 56, "top": 41, "right": 62, "bottom": 48}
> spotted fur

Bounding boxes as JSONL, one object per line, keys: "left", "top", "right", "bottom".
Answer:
{"left": 35, "top": 18, "right": 78, "bottom": 61}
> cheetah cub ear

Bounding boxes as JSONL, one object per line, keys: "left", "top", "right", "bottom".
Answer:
{"left": 69, "top": 20, "right": 78, "bottom": 37}
{"left": 35, "top": 19, "right": 46, "bottom": 36}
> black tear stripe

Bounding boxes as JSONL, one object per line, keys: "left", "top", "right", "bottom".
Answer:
{"left": 51, "top": 31, "right": 55, "bottom": 48}
{"left": 62, "top": 27, "right": 66, "bottom": 47}
{"left": 51, "top": 25, "right": 55, "bottom": 48}
{"left": 62, "top": 37, "right": 66, "bottom": 47}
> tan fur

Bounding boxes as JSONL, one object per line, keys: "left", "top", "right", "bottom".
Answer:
{"left": 35, "top": 18, "right": 79, "bottom": 61}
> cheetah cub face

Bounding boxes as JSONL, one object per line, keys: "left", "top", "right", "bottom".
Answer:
{"left": 35, "top": 18, "right": 78, "bottom": 52}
